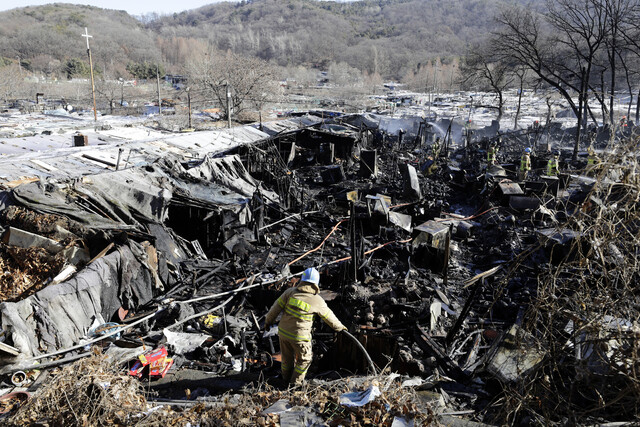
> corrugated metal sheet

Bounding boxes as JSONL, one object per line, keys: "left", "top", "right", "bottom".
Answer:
{"left": 0, "top": 123, "right": 275, "bottom": 188}
{"left": 256, "top": 115, "right": 322, "bottom": 136}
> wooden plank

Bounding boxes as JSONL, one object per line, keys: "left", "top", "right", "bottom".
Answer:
{"left": 71, "top": 152, "right": 112, "bottom": 169}
{"left": 0, "top": 341, "right": 20, "bottom": 356}
{"left": 30, "top": 159, "right": 59, "bottom": 172}
{"left": 1, "top": 176, "right": 39, "bottom": 188}
{"left": 81, "top": 151, "right": 118, "bottom": 167}
{"left": 463, "top": 266, "right": 501, "bottom": 289}
{"left": 88, "top": 242, "right": 115, "bottom": 265}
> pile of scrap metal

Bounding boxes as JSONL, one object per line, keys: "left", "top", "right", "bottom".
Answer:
{"left": 0, "top": 113, "right": 638, "bottom": 425}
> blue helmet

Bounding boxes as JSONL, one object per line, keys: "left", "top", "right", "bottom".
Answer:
{"left": 301, "top": 267, "right": 320, "bottom": 285}
{"left": 525, "top": 147, "right": 532, "bottom": 153}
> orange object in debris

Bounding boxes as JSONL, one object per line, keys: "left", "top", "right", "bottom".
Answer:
{"left": 117, "top": 307, "right": 129, "bottom": 321}
{"left": 129, "top": 347, "right": 172, "bottom": 379}
{"left": 149, "top": 357, "right": 173, "bottom": 378}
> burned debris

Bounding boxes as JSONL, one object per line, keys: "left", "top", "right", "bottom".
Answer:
{"left": 0, "top": 111, "right": 638, "bottom": 426}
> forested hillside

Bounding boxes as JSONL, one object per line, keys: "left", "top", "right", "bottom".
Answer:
{"left": 151, "top": 0, "right": 514, "bottom": 78}
{"left": 0, "top": 0, "right": 542, "bottom": 79}
{"left": 0, "top": 3, "right": 162, "bottom": 78}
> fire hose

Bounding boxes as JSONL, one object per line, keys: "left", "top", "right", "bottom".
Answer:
{"left": 341, "top": 330, "right": 378, "bottom": 376}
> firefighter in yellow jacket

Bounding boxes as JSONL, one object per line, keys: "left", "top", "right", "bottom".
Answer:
{"left": 487, "top": 141, "right": 498, "bottom": 166}
{"left": 587, "top": 145, "right": 599, "bottom": 176}
{"left": 547, "top": 151, "right": 560, "bottom": 176}
{"left": 519, "top": 147, "right": 532, "bottom": 181}
{"left": 265, "top": 267, "right": 346, "bottom": 386}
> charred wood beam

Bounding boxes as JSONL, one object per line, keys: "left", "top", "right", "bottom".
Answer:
{"left": 445, "top": 267, "right": 500, "bottom": 347}
{"left": 442, "top": 224, "right": 453, "bottom": 286}
{"left": 445, "top": 278, "right": 484, "bottom": 348}
{"left": 414, "top": 326, "right": 468, "bottom": 382}
{"left": 350, "top": 201, "right": 358, "bottom": 282}
{"left": 195, "top": 260, "right": 231, "bottom": 285}
{"left": 241, "top": 329, "right": 247, "bottom": 372}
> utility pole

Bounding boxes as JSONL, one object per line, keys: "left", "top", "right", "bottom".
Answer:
{"left": 156, "top": 65, "right": 162, "bottom": 115}
{"left": 425, "top": 70, "right": 431, "bottom": 118}
{"left": 433, "top": 64, "right": 438, "bottom": 98}
{"left": 82, "top": 28, "right": 97, "bottom": 122}
{"left": 226, "top": 83, "right": 232, "bottom": 128}
{"left": 449, "top": 67, "right": 454, "bottom": 93}
{"left": 119, "top": 78, "right": 124, "bottom": 107}
{"left": 187, "top": 87, "right": 192, "bottom": 129}
{"left": 16, "top": 56, "right": 21, "bottom": 75}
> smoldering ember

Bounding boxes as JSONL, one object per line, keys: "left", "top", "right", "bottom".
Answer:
{"left": 0, "top": 1, "right": 640, "bottom": 426}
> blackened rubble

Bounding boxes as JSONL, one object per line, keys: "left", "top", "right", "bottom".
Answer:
{"left": 0, "top": 113, "right": 639, "bottom": 425}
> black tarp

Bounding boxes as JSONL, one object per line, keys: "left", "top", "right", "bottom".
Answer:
{"left": 0, "top": 241, "right": 157, "bottom": 357}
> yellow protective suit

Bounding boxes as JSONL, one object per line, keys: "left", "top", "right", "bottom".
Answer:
{"left": 265, "top": 281, "right": 345, "bottom": 385}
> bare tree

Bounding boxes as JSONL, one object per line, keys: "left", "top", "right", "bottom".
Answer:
{"left": 513, "top": 66, "right": 531, "bottom": 129}
{"left": 0, "top": 63, "right": 24, "bottom": 101}
{"left": 601, "top": 0, "right": 640, "bottom": 125}
{"left": 186, "top": 47, "right": 278, "bottom": 120}
{"left": 95, "top": 78, "right": 125, "bottom": 115}
{"left": 493, "top": 1, "right": 607, "bottom": 159}
{"left": 460, "top": 42, "right": 514, "bottom": 122}
{"left": 618, "top": 2, "right": 640, "bottom": 124}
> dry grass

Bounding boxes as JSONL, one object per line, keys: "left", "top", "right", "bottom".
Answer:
{"left": 8, "top": 351, "right": 147, "bottom": 426}
{"left": 7, "top": 350, "right": 435, "bottom": 426}
{"left": 0, "top": 244, "right": 65, "bottom": 301}
{"left": 144, "top": 377, "right": 435, "bottom": 427}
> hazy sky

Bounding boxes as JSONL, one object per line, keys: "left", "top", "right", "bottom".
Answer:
{"left": 0, "top": 1, "right": 233, "bottom": 16}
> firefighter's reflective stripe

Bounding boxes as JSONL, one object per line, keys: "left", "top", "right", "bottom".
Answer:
{"left": 487, "top": 148, "right": 496, "bottom": 162}
{"left": 520, "top": 155, "right": 531, "bottom": 171}
{"left": 294, "top": 365, "right": 308, "bottom": 374}
{"left": 285, "top": 297, "right": 314, "bottom": 321}
{"left": 278, "top": 326, "right": 311, "bottom": 342}
{"left": 284, "top": 305, "right": 314, "bottom": 321}
{"left": 277, "top": 297, "right": 286, "bottom": 309}
{"left": 288, "top": 298, "right": 310, "bottom": 312}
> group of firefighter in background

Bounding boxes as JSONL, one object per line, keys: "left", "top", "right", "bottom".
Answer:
{"left": 486, "top": 138, "right": 600, "bottom": 180}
